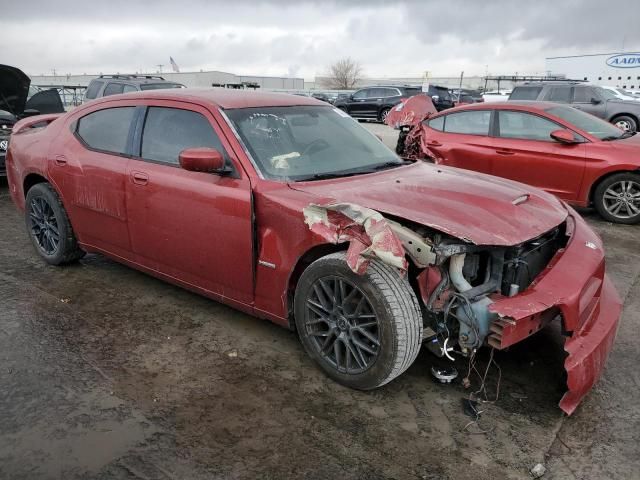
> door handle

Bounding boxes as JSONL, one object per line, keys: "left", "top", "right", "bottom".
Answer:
{"left": 428, "top": 140, "right": 442, "bottom": 147}
{"left": 131, "top": 171, "right": 149, "bottom": 185}
{"left": 54, "top": 155, "right": 67, "bottom": 166}
{"left": 495, "top": 149, "right": 515, "bottom": 155}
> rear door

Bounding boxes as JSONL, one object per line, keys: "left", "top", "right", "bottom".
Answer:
{"left": 423, "top": 109, "right": 495, "bottom": 174}
{"left": 48, "top": 104, "right": 136, "bottom": 254}
{"left": 492, "top": 110, "right": 586, "bottom": 201}
{"left": 125, "top": 101, "right": 254, "bottom": 304}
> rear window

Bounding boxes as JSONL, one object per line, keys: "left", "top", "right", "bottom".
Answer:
{"left": 509, "top": 86, "right": 542, "bottom": 101}
{"left": 77, "top": 107, "right": 135, "bottom": 154}
{"left": 84, "top": 81, "right": 104, "bottom": 100}
{"left": 403, "top": 88, "right": 422, "bottom": 96}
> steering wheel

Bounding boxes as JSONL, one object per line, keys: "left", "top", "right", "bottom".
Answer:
{"left": 301, "top": 139, "right": 330, "bottom": 157}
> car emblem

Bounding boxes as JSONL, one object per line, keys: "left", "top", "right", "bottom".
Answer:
{"left": 585, "top": 241, "right": 598, "bottom": 250}
{"left": 0, "top": 140, "right": 8, "bottom": 151}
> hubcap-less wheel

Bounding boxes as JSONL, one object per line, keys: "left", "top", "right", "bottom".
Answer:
{"left": 602, "top": 180, "right": 640, "bottom": 219}
{"left": 615, "top": 119, "right": 633, "bottom": 131}
{"left": 380, "top": 109, "right": 390, "bottom": 123}
{"left": 305, "top": 276, "right": 380, "bottom": 374}
{"left": 28, "top": 196, "right": 60, "bottom": 255}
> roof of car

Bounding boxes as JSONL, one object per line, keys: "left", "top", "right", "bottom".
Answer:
{"left": 442, "top": 101, "right": 561, "bottom": 113}
{"left": 89, "top": 88, "right": 328, "bottom": 109}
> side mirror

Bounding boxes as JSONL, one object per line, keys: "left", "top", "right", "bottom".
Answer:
{"left": 550, "top": 129, "right": 577, "bottom": 144}
{"left": 179, "top": 147, "right": 225, "bottom": 173}
{"left": 591, "top": 97, "right": 601, "bottom": 105}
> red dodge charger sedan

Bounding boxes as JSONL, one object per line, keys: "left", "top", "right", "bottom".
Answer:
{"left": 5, "top": 89, "right": 621, "bottom": 414}
{"left": 395, "top": 101, "right": 640, "bottom": 224}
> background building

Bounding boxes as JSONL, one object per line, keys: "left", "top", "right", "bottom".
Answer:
{"left": 29, "top": 69, "right": 304, "bottom": 90}
{"left": 546, "top": 52, "right": 640, "bottom": 89}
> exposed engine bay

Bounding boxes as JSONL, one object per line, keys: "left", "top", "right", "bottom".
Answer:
{"left": 304, "top": 201, "right": 569, "bottom": 357}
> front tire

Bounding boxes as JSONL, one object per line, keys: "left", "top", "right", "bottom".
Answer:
{"left": 379, "top": 107, "right": 391, "bottom": 123}
{"left": 611, "top": 115, "right": 638, "bottom": 133}
{"left": 294, "top": 252, "right": 422, "bottom": 389}
{"left": 593, "top": 172, "right": 640, "bottom": 224}
{"left": 25, "top": 182, "right": 85, "bottom": 265}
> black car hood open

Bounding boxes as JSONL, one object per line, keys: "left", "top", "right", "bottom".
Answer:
{"left": 0, "top": 64, "right": 30, "bottom": 116}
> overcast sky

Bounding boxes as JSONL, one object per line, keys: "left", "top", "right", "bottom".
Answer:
{"left": 2, "top": 0, "right": 638, "bottom": 79}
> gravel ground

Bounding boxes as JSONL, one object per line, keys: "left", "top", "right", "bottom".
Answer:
{"left": 0, "top": 123, "right": 638, "bottom": 479}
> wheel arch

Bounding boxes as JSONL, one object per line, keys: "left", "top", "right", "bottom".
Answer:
{"left": 588, "top": 168, "right": 640, "bottom": 204}
{"left": 23, "top": 173, "right": 50, "bottom": 197}
{"left": 286, "top": 243, "right": 348, "bottom": 330}
{"left": 609, "top": 112, "right": 639, "bottom": 128}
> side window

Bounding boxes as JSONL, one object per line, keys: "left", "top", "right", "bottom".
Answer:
{"left": 122, "top": 85, "right": 138, "bottom": 93}
{"left": 76, "top": 107, "right": 136, "bottom": 154}
{"left": 103, "top": 83, "right": 125, "bottom": 96}
{"left": 498, "top": 111, "right": 561, "bottom": 141}
{"left": 84, "top": 81, "right": 104, "bottom": 100}
{"left": 443, "top": 111, "right": 491, "bottom": 135}
{"left": 545, "top": 86, "right": 572, "bottom": 103}
{"left": 573, "top": 87, "right": 594, "bottom": 103}
{"left": 427, "top": 116, "right": 445, "bottom": 131}
{"left": 141, "top": 107, "right": 227, "bottom": 165}
{"left": 382, "top": 88, "right": 400, "bottom": 98}
{"left": 352, "top": 89, "right": 369, "bottom": 100}
{"left": 509, "top": 86, "right": 543, "bottom": 101}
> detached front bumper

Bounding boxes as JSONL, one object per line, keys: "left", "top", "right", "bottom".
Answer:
{"left": 487, "top": 211, "right": 622, "bottom": 415}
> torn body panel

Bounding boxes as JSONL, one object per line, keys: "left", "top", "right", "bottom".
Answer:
{"left": 303, "top": 202, "right": 421, "bottom": 274}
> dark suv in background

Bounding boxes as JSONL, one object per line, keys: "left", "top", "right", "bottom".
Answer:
{"left": 334, "top": 85, "right": 422, "bottom": 122}
{"left": 509, "top": 81, "right": 640, "bottom": 132}
{"left": 84, "top": 74, "right": 185, "bottom": 102}
{"left": 425, "top": 85, "right": 455, "bottom": 111}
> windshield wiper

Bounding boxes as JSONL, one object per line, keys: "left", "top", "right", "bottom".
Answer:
{"left": 602, "top": 131, "right": 636, "bottom": 141}
{"left": 296, "top": 171, "right": 362, "bottom": 181}
{"left": 294, "top": 160, "right": 410, "bottom": 182}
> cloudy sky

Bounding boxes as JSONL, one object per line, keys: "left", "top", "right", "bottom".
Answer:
{"left": 2, "top": 0, "right": 638, "bottom": 79}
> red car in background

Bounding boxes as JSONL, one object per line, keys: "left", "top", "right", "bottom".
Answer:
{"left": 396, "top": 101, "right": 640, "bottom": 224}
{"left": 5, "top": 89, "right": 621, "bottom": 414}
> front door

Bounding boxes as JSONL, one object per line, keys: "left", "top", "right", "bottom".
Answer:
{"left": 492, "top": 110, "right": 586, "bottom": 201}
{"left": 125, "top": 103, "right": 254, "bottom": 304}
{"left": 48, "top": 105, "right": 136, "bottom": 254}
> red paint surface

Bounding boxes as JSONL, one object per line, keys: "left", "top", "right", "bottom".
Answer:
{"left": 5, "top": 90, "right": 622, "bottom": 413}
{"left": 384, "top": 94, "right": 437, "bottom": 129}
{"left": 402, "top": 101, "right": 640, "bottom": 207}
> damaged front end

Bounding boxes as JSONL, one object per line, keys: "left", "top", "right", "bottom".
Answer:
{"left": 304, "top": 202, "right": 621, "bottom": 415}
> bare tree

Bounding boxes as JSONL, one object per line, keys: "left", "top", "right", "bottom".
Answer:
{"left": 324, "top": 58, "right": 363, "bottom": 89}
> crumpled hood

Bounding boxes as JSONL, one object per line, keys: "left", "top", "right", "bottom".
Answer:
{"left": 0, "top": 64, "right": 30, "bottom": 116}
{"left": 290, "top": 162, "right": 568, "bottom": 246}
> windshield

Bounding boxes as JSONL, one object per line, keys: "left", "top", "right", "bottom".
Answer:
{"left": 140, "top": 83, "right": 185, "bottom": 91}
{"left": 546, "top": 105, "right": 626, "bottom": 140}
{"left": 226, "top": 105, "right": 402, "bottom": 181}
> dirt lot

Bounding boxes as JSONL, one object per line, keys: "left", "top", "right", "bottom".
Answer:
{"left": 1, "top": 124, "right": 639, "bottom": 479}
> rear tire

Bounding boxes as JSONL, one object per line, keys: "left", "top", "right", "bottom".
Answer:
{"left": 294, "top": 252, "right": 422, "bottom": 389}
{"left": 25, "top": 182, "right": 85, "bottom": 265}
{"left": 593, "top": 172, "right": 640, "bottom": 224}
